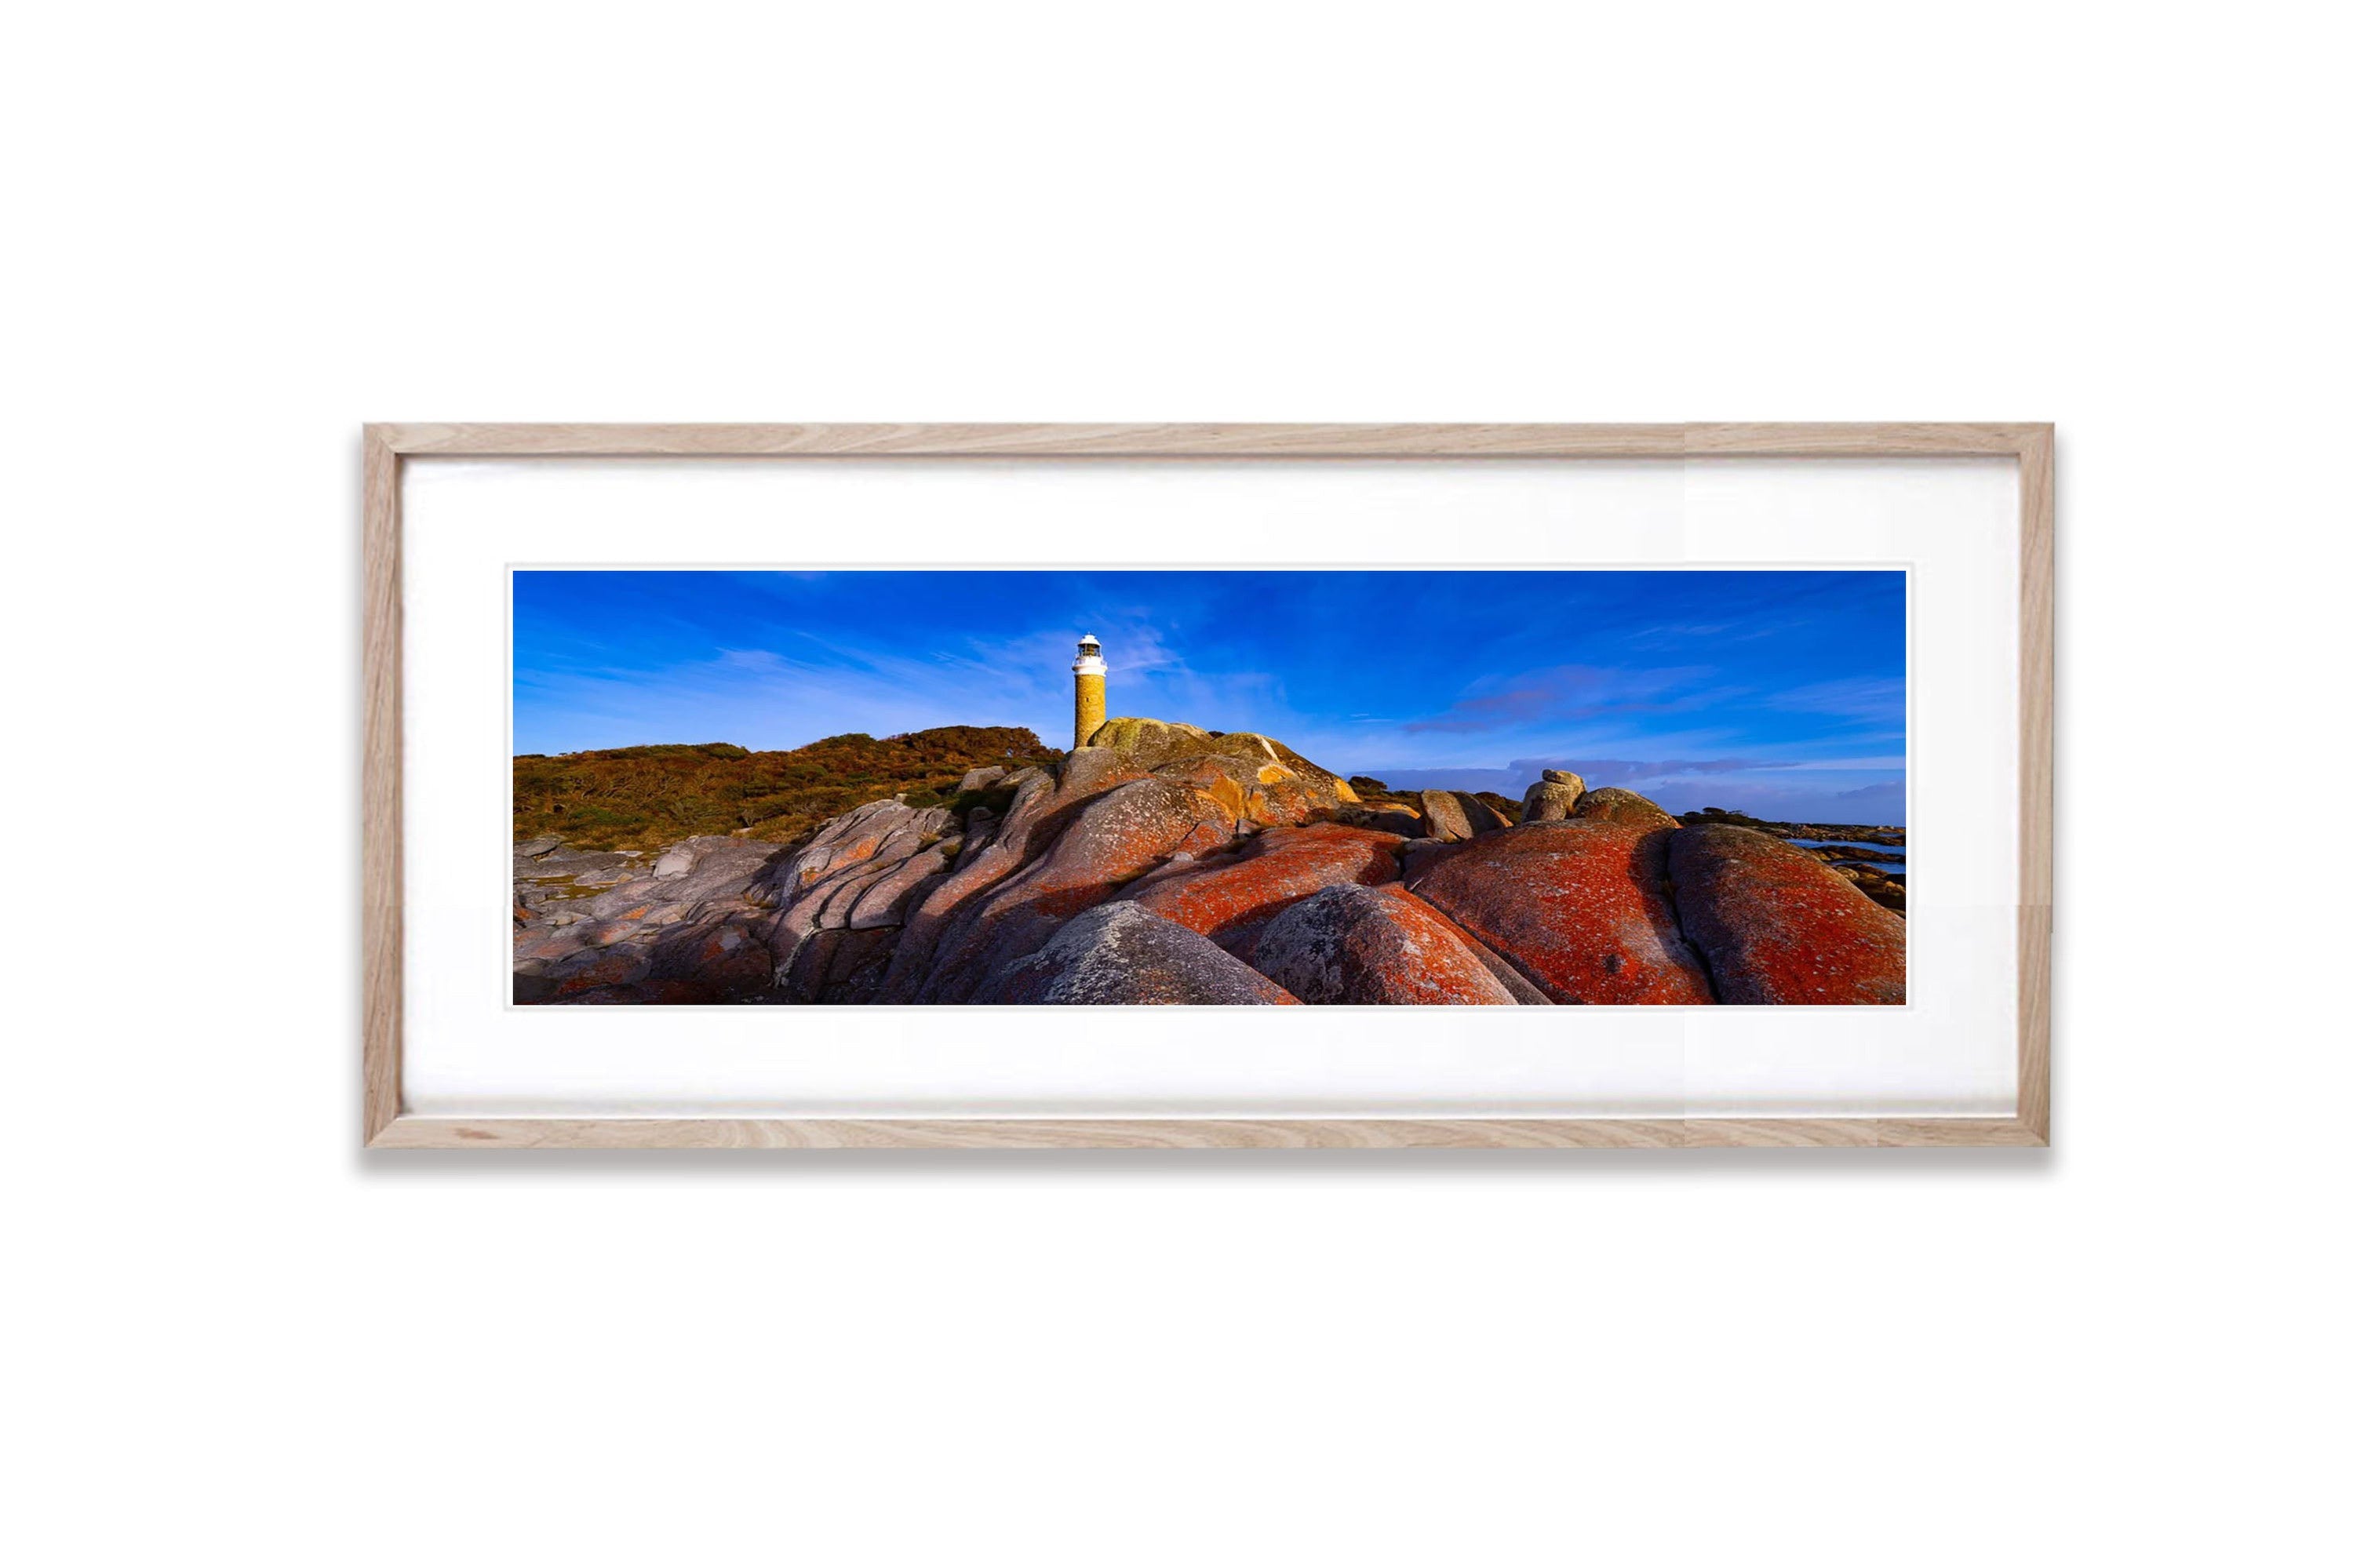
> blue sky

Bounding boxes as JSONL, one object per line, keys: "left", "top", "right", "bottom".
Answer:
{"left": 515, "top": 569, "right": 1906, "bottom": 823}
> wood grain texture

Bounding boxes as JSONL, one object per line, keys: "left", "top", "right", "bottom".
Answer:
{"left": 367, "top": 1117, "right": 2047, "bottom": 1151}
{"left": 383, "top": 423, "right": 1688, "bottom": 457}
{"left": 2016, "top": 426, "right": 2056, "bottom": 1141}
{"left": 1685, "top": 422, "right": 2043, "bottom": 457}
{"left": 361, "top": 422, "right": 2055, "bottom": 1150}
{"left": 376, "top": 422, "right": 2043, "bottom": 460}
{"left": 361, "top": 427, "right": 402, "bottom": 1144}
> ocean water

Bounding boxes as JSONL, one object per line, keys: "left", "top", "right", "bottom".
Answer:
{"left": 1787, "top": 838, "right": 1905, "bottom": 878}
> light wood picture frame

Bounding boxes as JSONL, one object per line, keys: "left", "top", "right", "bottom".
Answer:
{"left": 363, "top": 423, "right": 2053, "bottom": 1149}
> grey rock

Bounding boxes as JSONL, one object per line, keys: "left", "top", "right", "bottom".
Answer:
{"left": 953, "top": 809, "right": 997, "bottom": 869}
{"left": 848, "top": 845, "right": 952, "bottom": 930}
{"left": 760, "top": 845, "right": 832, "bottom": 901}
{"left": 873, "top": 769, "right": 1062, "bottom": 1002}
{"left": 795, "top": 857, "right": 891, "bottom": 932}
{"left": 555, "top": 853, "right": 640, "bottom": 886}
{"left": 1540, "top": 769, "right": 1583, "bottom": 787}
{"left": 753, "top": 803, "right": 920, "bottom": 904}
{"left": 547, "top": 943, "right": 653, "bottom": 987}
{"left": 957, "top": 766, "right": 1008, "bottom": 793}
{"left": 668, "top": 837, "right": 784, "bottom": 901}
{"left": 585, "top": 878, "right": 664, "bottom": 919}
{"left": 515, "top": 835, "right": 563, "bottom": 859}
{"left": 780, "top": 925, "right": 898, "bottom": 1004}
{"left": 807, "top": 857, "right": 885, "bottom": 926}
{"left": 809, "top": 799, "right": 917, "bottom": 850}
{"left": 982, "top": 903, "right": 1297, "bottom": 1006}
{"left": 1251, "top": 883, "right": 1520, "bottom": 1006}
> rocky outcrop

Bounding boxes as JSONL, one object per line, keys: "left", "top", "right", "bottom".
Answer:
{"left": 1668, "top": 825, "right": 1907, "bottom": 1004}
{"left": 1404, "top": 818, "right": 1714, "bottom": 1005}
{"left": 1678, "top": 807, "right": 1905, "bottom": 848}
{"left": 1123, "top": 821, "right": 1403, "bottom": 962}
{"left": 513, "top": 732, "right": 1906, "bottom": 1007}
{"left": 912, "top": 775, "right": 1239, "bottom": 1003}
{"left": 1571, "top": 788, "right": 1680, "bottom": 830}
{"left": 983, "top": 903, "right": 1299, "bottom": 1005}
{"left": 650, "top": 915, "right": 778, "bottom": 1001}
{"left": 513, "top": 835, "right": 797, "bottom": 1004}
{"left": 847, "top": 843, "right": 951, "bottom": 930}
{"left": 1415, "top": 788, "right": 1514, "bottom": 842}
{"left": 751, "top": 802, "right": 950, "bottom": 908}
{"left": 1415, "top": 790, "right": 1473, "bottom": 842}
{"left": 1252, "top": 883, "right": 1523, "bottom": 1005}
{"left": 1083, "top": 717, "right": 1360, "bottom": 813}
{"left": 1833, "top": 861, "right": 1907, "bottom": 915}
{"left": 781, "top": 926, "right": 898, "bottom": 1003}
{"left": 1468, "top": 792, "right": 1521, "bottom": 829}
{"left": 873, "top": 766, "right": 1062, "bottom": 1001}
{"left": 1521, "top": 769, "right": 1586, "bottom": 822}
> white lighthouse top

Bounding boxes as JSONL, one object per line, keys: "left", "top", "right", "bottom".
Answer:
{"left": 1072, "top": 634, "right": 1105, "bottom": 675}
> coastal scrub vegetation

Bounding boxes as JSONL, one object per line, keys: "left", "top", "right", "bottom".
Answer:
{"left": 513, "top": 726, "right": 1061, "bottom": 851}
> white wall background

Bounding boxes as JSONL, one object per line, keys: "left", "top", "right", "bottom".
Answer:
{"left": 7, "top": 4, "right": 2344, "bottom": 1564}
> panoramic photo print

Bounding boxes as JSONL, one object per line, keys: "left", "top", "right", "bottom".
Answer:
{"left": 512, "top": 569, "right": 1907, "bottom": 1006}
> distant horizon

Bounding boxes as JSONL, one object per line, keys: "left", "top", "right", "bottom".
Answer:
{"left": 514, "top": 568, "right": 1907, "bottom": 823}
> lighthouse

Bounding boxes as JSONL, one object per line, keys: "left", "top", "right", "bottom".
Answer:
{"left": 1072, "top": 634, "right": 1106, "bottom": 749}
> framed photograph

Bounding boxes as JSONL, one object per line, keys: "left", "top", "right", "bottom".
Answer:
{"left": 364, "top": 424, "right": 2052, "bottom": 1148}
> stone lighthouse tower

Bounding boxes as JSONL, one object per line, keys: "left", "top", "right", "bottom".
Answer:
{"left": 1071, "top": 634, "right": 1106, "bottom": 749}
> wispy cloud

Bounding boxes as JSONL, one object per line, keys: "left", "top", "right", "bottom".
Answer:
{"left": 1505, "top": 756, "right": 1802, "bottom": 788}
{"left": 514, "top": 569, "right": 1907, "bottom": 816}
{"left": 1401, "top": 664, "right": 1726, "bottom": 734}
{"left": 1764, "top": 677, "right": 1906, "bottom": 727}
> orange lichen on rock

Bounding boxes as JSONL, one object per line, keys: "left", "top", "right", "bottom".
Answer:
{"left": 915, "top": 777, "right": 1241, "bottom": 1001}
{"left": 1252, "top": 882, "right": 1523, "bottom": 1005}
{"left": 1125, "top": 821, "right": 1404, "bottom": 951}
{"left": 1149, "top": 756, "right": 1251, "bottom": 820}
{"left": 1240, "top": 777, "right": 1324, "bottom": 829}
{"left": 1012, "top": 777, "right": 1238, "bottom": 918}
{"left": 515, "top": 723, "right": 1911, "bottom": 1009}
{"left": 1406, "top": 820, "right": 1715, "bottom": 1004}
{"left": 1083, "top": 717, "right": 1360, "bottom": 811}
{"left": 1667, "top": 824, "right": 1907, "bottom": 1004}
